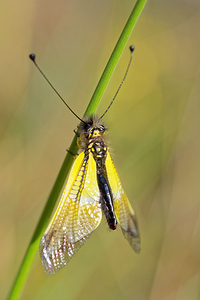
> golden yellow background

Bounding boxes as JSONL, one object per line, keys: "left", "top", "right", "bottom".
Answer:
{"left": 1, "top": 0, "right": 200, "bottom": 299}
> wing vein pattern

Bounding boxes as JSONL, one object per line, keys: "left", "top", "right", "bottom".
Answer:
{"left": 106, "top": 151, "right": 141, "bottom": 253}
{"left": 40, "top": 151, "right": 102, "bottom": 274}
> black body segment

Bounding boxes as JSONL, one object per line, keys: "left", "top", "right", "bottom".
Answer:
{"left": 84, "top": 118, "right": 118, "bottom": 231}
{"left": 97, "top": 173, "right": 117, "bottom": 230}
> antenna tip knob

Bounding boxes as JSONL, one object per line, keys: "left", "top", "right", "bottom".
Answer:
{"left": 129, "top": 45, "right": 135, "bottom": 53}
{"left": 29, "top": 53, "right": 36, "bottom": 62}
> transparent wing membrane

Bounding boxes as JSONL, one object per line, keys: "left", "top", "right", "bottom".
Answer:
{"left": 40, "top": 151, "right": 101, "bottom": 274}
{"left": 105, "top": 151, "right": 141, "bottom": 253}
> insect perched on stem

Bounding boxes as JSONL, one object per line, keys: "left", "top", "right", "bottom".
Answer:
{"left": 29, "top": 46, "right": 140, "bottom": 275}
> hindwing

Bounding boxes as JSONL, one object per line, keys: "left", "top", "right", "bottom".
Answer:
{"left": 105, "top": 151, "right": 141, "bottom": 253}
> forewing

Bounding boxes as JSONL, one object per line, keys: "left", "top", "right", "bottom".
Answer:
{"left": 105, "top": 151, "right": 141, "bottom": 253}
{"left": 40, "top": 151, "right": 101, "bottom": 274}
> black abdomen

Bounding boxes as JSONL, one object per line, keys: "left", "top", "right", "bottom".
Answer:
{"left": 97, "top": 173, "right": 117, "bottom": 230}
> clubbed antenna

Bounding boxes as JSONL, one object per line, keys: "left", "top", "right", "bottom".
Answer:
{"left": 29, "top": 54, "right": 86, "bottom": 124}
{"left": 100, "top": 45, "right": 135, "bottom": 119}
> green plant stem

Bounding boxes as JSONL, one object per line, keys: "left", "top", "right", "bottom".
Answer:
{"left": 84, "top": 0, "right": 148, "bottom": 116}
{"left": 7, "top": 0, "right": 148, "bottom": 299}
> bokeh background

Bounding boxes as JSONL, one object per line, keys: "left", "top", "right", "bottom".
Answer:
{"left": 1, "top": 0, "right": 200, "bottom": 299}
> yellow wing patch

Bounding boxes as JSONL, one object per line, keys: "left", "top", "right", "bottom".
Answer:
{"left": 105, "top": 151, "right": 141, "bottom": 253}
{"left": 40, "top": 151, "right": 101, "bottom": 274}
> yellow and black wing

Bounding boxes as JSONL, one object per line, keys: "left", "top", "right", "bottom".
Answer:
{"left": 40, "top": 151, "right": 102, "bottom": 274}
{"left": 105, "top": 151, "right": 141, "bottom": 253}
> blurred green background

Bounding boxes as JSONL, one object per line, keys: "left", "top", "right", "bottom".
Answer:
{"left": 1, "top": 0, "right": 200, "bottom": 299}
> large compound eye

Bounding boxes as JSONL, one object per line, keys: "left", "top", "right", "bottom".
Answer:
{"left": 84, "top": 119, "right": 93, "bottom": 133}
{"left": 85, "top": 123, "right": 91, "bottom": 132}
{"left": 99, "top": 125, "right": 105, "bottom": 133}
